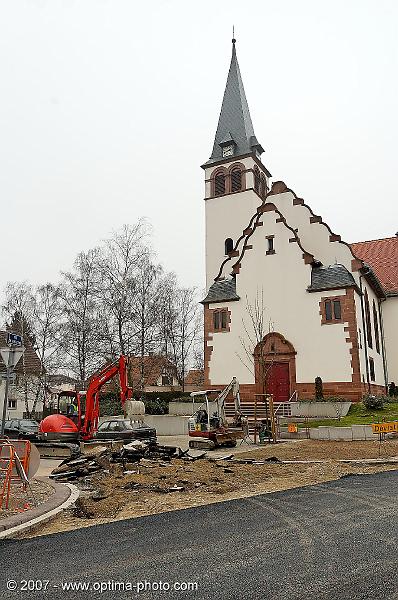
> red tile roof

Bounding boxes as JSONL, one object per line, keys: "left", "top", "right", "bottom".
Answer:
{"left": 351, "top": 237, "right": 398, "bottom": 294}
{"left": 184, "top": 369, "right": 205, "bottom": 386}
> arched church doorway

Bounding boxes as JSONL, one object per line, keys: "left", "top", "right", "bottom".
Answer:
{"left": 254, "top": 332, "right": 297, "bottom": 402}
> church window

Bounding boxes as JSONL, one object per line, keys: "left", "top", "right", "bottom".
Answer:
{"left": 231, "top": 168, "right": 242, "bottom": 192}
{"left": 225, "top": 238, "right": 234, "bottom": 255}
{"left": 214, "top": 172, "right": 226, "bottom": 196}
{"left": 373, "top": 300, "right": 380, "bottom": 354}
{"left": 266, "top": 236, "right": 275, "bottom": 255}
{"left": 369, "top": 357, "right": 375, "bottom": 382}
{"left": 364, "top": 289, "right": 373, "bottom": 349}
{"left": 260, "top": 174, "right": 267, "bottom": 198}
{"left": 253, "top": 167, "right": 260, "bottom": 193}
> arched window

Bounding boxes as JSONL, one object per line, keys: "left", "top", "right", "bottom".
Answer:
{"left": 253, "top": 167, "right": 260, "bottom": 193}
{"left": 225, "top": 238, "right": 234, "bottom": 255}
{"left": 214, "top": 172, "right": 226, "bottom": 196}
{"left": 231, "top": 168, "right": 242, "bottom": 192}
{"left": 260, "top": 174, "right": 267, "bottom": 198}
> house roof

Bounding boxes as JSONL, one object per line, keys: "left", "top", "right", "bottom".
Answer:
{"left": 204, "top": 39, "right": 264, "bottom": 166}
{"left": 308, "top": 264, "right": 357, "bottom": 292}
{"left": 351, "top": 237, "right": 398, "bottom": 295}
{"left": 202, "top": 278, "right": 240, "bottom": 304}
{"left": 128, "top": 355, "right": 177, "bottom": 387}
{"left": 0, "top": 330, "right": 42, "bottom": 375}
{"left": 184, "top": 369, "right": 205, "bottom": 386}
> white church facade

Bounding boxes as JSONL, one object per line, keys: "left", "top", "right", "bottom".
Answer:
{"left": 202, "top": 39, "right": 398, "bottom": 403}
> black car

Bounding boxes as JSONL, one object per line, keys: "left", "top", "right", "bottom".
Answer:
{"left": 94, "top": 419, "right": 157, "bottom": 442}
{"left": 3, "top": 419, "right": 39, "bottom": 441}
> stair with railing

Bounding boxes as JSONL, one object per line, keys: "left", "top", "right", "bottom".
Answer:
{"left": 224, "top": 391, "right": 297, "bottom": 432}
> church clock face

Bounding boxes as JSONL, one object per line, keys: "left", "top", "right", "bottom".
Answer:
{"left": 222, "top": 145, "right": 234, "bottom": 157}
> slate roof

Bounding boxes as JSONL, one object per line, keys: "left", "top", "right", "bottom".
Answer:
{"left": 202, "top": 278, "right": 240, "bottom": 304}
{"left": 308, "top": 264, "right": 357, "bottom": 292}
{"left": 351, "top": 237, "right": 398, "bottom": 295}
{"left": 204, "top": 40, "right": 264, "bottom": 166}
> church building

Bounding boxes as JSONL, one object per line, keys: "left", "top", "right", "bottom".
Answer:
{"left": 202, "top": 38, "right": 398, "bottom": 403}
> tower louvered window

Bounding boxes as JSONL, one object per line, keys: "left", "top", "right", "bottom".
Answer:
{"left": 214, "top": 173, "right": 226, "bottom": 196}
{"left": 231, "top": 168, "right": 242, "bottom": 192}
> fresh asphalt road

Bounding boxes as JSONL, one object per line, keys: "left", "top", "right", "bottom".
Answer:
{"left": 2, "top": 470, "right": 398, "bottom": 600}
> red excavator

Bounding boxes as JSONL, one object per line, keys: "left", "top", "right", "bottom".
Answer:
{"left": 39, "top": 355, "right": 133, "bottom": 445}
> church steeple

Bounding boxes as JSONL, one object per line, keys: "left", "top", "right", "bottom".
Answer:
{"left": 205, "top": 38, "right": 264, "bottom": 166}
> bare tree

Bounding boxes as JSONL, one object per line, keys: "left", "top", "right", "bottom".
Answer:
{"left": 97, "top": 222, "right": 148, "bottom": 356}
{"left": 163, "top": 286, "right": 200, "bottom": 391}
{"left": 238, "top": 289, "right": 275, "bottom": 387}
{"left": 59, "top": 249, "right": 101, "bottom": 381}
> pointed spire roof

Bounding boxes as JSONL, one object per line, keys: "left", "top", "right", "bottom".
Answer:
{"left": 205, "top": 38, "right": 264, "bottom": 166}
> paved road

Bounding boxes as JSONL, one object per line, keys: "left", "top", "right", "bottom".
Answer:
{"left": 2, "top": 470, "right": 398, "bottom": 600}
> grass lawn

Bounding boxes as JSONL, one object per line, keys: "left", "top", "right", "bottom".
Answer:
{"left": 298, "top": 402, "right": 398, "bottom": 428}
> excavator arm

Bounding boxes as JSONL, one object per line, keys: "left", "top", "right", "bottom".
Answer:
{"left": 80, "top": 355, "right": 133, "bottom": 440}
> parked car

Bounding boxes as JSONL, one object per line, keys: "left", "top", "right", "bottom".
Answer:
{"left": 94, "top": 419, "right": 157, "bottom": 443}
{"left": 3, "top": 419, "right": 40, "bottom": 441}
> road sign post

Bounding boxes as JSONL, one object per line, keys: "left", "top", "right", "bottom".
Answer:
{"left": 0, "top": 333, "right": 24, "bottom": 437}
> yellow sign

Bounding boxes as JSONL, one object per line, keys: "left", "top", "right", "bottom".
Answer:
{"left": 372, "top": 422, "right": 398, "bottom": 434}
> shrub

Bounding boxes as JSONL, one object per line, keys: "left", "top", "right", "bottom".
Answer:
{"left": 362, "top": 394, "right": 385, "bottom": 410}
{"left": 315, "top": 376, "right": 324, "bottom": 400}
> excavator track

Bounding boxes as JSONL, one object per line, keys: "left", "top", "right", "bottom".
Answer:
{"left": 35, "top": 442, "right": 80, "bottom": 459}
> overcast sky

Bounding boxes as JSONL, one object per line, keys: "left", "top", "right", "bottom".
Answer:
{"left": 1, "top": 0, "right": 397, "bottom": 293}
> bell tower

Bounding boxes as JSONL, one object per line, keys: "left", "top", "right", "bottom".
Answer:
{"left": 202, "top": 38, "right": 271, "bottom": 289}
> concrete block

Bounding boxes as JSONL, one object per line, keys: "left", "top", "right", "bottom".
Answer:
{"left": 291, "top": 402, "right": 352, "bottom": 418}
{"left": 329, "top": 427, "right": 353, "bottom": 441}
{"left": 314, "top": 427, "right": 331, "bottom": 440}
{"left": 352, "top": 425, "right": 367, "bottom": 440}
{"left": 144, "top": 415, "right": 190, "bottom": 436}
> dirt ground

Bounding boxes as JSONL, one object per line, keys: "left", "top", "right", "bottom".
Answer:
{"left": 22, "top": 439, "right": 398, "bottom": 538}
{"left": 0, "top": 479, "right": 54, "bottom": 519}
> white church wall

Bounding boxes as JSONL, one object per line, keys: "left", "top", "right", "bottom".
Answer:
{"left": 270, "top": 191, "right": 359, "bottom": 281}
{"left": 205, "top": 187, "right": 261, "bottom": 288}
{"left": 207, "top": 212, "right": 354, "bottom": 386}
{"left": 382, "top": 296, "right": 398, "bottom": 383}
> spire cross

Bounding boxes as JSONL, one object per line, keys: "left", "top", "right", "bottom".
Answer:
{"left": 232, "top": 26, "right": 236, "bottom": 44}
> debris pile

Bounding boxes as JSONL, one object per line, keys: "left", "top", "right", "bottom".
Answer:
{"left": 50, "top": 443, "right": 204, "bottom": 482}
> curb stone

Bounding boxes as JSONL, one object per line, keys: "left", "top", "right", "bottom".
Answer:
{"left": 0, "top": 478, "right": 79, "bottom": 540}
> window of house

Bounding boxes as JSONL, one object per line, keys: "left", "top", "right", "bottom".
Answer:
{"left": 253, "top": 167, "right": 260, "bottom": 193}
{"left": 369, "top": 357, "right": 375, "bottom": 382}
{"left": 214, "top": 173, "right": 226, "bottom": 196}
{"left": 7, "top": 399, "right": 17, "bottom": 410}
{"left": 213, "top": 309, "right": 228, "bottom": 331}
{"left": 231, "top": 168, "right": 242, "bottom": 192}
{"left": 373, "top": 300, "right": 380, "bottom": 354}
{"left": 161, "top": 374, "right": 172, "bottom": 386}
{"left": 364, "top": 289, "right": 373, "bottom": 349}
{"left": 225, "top": 238, "right": 234, "bottom": 255}
{"left": 324, "top": 298, "right": 342, "bottom": 322}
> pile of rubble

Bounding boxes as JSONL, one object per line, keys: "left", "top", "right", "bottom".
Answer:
{"left": 50, "top": 441, "right": 205, "bottom": 482}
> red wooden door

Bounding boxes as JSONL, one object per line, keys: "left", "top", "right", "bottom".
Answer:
{"left": 266, "top": 363, "right": 290, "bottom": 402}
